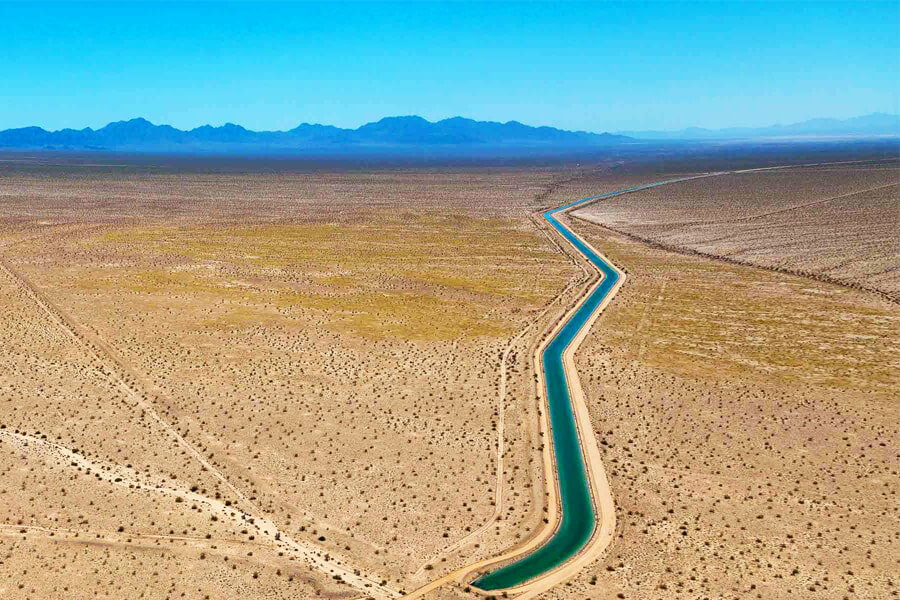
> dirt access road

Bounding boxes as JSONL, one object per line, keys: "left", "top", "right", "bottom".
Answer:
{"left": 404, "top": 160, "right": 867, "bottom": 599}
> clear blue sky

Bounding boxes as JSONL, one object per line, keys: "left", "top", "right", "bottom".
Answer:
{"left": 2, "top": 1, "right": 897, "bottom": 132}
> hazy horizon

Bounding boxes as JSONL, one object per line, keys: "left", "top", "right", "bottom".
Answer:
{"left": 5, "top": 111, "right": 898, "bottom": 136}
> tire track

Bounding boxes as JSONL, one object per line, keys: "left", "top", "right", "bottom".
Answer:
{"left": 0, "top": 253, "right": 399, "bottom": 599}
{"left": 411, "top": 213, "right": 594, "bottom": 578}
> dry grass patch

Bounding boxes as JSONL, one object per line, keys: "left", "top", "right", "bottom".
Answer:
{"left": 78, "top": 215, "right": 569, "bottom": 340}
{"left": 567, "top": 217, "right": 898, "bottom": 394}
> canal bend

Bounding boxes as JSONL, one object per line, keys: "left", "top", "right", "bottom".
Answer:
{"left": 473, "top": 178, "right": 698, "bottom": 591}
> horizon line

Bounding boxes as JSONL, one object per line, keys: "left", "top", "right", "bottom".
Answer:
{"left": 3, "top": 111, "right": 898, "bottom": 137}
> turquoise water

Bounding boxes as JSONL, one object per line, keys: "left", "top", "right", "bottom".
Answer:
{"left": 472, "top": 179, "right": 692, "bottom": 591}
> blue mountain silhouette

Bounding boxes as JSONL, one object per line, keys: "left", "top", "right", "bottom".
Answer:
{"left": 618, "top": 113, "right": 900, "bottom": 140}
{"left": 0, "top": 116, "right": 632, "bottom": 152}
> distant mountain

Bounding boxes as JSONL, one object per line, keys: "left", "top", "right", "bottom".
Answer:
{"left": 0, "top": 116, "right": 632, "bottom": 154}
{"left": 619, "top": 113, "right": 900, "bottom": 140}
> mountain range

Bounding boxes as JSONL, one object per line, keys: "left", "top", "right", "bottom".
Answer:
{"left": 619, "top": 113, "right": 900, "bottom": 140}
{"left": 0, "top": 113, "right": 896, "bottom": 154}
{"left": 0, "top": 116, "right": 630, "bottom": 153}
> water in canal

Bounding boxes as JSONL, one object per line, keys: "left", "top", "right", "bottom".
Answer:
{"left": 473, "top": 180, "right": 692, "bottom": 590}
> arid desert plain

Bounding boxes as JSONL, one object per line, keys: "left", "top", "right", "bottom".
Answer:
{"left": 0, "top": 148, "right": 897, "bottom": 599}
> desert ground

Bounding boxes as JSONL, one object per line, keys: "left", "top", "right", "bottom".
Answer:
{"left": 0, "top": 149, "right": 897, "bottom": 599}
{"left": 538, "top": 163, "right": 898, "bottom": 600}
{"left": 573, "top": 160, "right": 899, "bottom": 302}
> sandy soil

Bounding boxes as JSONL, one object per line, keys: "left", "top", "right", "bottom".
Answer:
{"left": 0, "top": 164, "right": 591, "bottom": 598}
{"left": 1, "top": 155, "right": 896, "bottom": 599}
{"left": 399, "top": 214, "right": 624, "bottom": 600}
{"left": 533, "top": 203, "right": 898, "bottom": 599}
{"left": 572, "top": 161, "right": 900, "bottom": 302}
